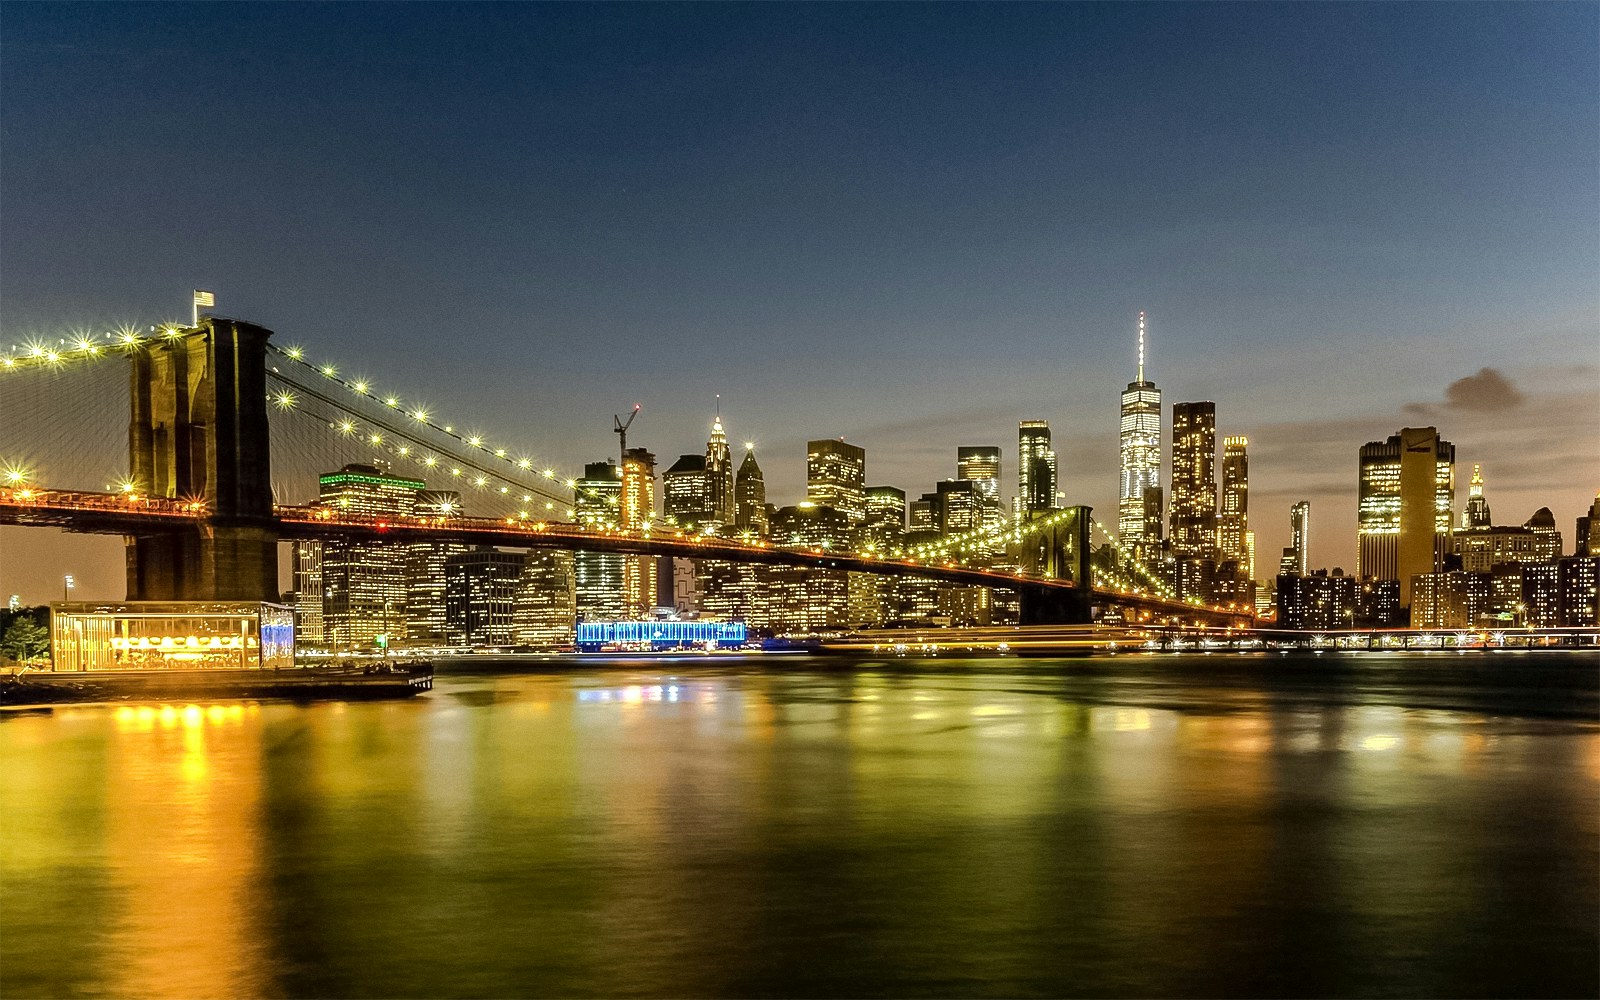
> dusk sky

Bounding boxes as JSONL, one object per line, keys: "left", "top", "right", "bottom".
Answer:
{"left": 2, "top": 2, "right": 1596, "bottom": 602}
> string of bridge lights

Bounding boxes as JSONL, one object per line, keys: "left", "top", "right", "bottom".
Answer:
{"left": 4, "top": 325, "right": 1230, "bottom": 610}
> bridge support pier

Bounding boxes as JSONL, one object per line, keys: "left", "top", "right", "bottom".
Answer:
{"left": 1016, "top": 506, "right": 1094, "bottom": 625}
{"left": 127, "top": 319, "right": 278, "bottom": 601}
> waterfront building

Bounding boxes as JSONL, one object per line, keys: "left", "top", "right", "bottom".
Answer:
{"left": 766, "top": 503, "right": 853, "bottom": 630}
{"left": 807, "top": 439, "right": 867, "bottom": 523}
{"left": 573, "top": 461, "right": 625, "bottom": 621}
{"left": 514, "top": 550, "right": 575, "bottom": 649}
{"left": 1521, "top": 562, "right": 1561, "bottom": 628}
{"left": 1356, "top": 578, "right": 1403, "bottom": 628}
{"left": 620, "top": 447, "right": 658, "bottom": 617}
{"left": 444, "top": 548, "right": 524, "bottom": 647}
{"left": 1356, "top": 428, "right": 1455, "bottom": 605}
{"left": 291, "top": 538, "right": 324, "bottom": 645}
{"left": 1118, "top": 312, "right": 1162, "bottom": 552}
{"left": 1170, "top": 401, "right": 1218, "bottom": 602}
{"left": 706, "top": 413, "right": 735, "bottom": 527}
{"left": 1275, "top": 570, "right": 1357, "bottom": 631}
{"left": 957, "top": 446, "right": 1003, "bottom": 538}
{"left": 734, "top": 447, "right": 768, "bottom": 536}
{"left": 662, "top": 454, "right": 713, "bottom": 528}
{"left": 1218, "top": 437, "right": 1249, "bottom": 566}
{"left": 317, "top": 463, "right": 423, "bottom": 650}
{"left": 1410, "top": 570, "right": 1494, "bottom": 629}
{"left": 1290, "top": 501, "right": 1311, "bottom": 577}
{"left": 1017, "top": 420, "right": 1057, "bottom": 517}
{"left": 405, "top": 489, "right": 469, "bottom": 645}
{"left": 864, "top": 486, "right": 906, "bottom": 551}
{"left": 1558, "top": 556, "right": 1598, "bottom": 627}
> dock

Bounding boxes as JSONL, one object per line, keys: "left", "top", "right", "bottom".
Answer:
{"left": 0, "top": 662, "right": 433, "bottom": 707}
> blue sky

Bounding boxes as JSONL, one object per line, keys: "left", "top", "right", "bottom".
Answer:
{"left": 2, "top": 2, "right": 1596, "bottom": 600}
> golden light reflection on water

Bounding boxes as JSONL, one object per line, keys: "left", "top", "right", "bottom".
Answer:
{"left": 3, "top": 660, "right": 1597, "bottom": 999}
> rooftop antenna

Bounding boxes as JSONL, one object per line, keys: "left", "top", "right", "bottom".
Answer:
{"left": 1137, "top": 311, "right": 1146, "bottom": 384}
{"left": 613, "top": 404, "right": 640, "bottom": 469}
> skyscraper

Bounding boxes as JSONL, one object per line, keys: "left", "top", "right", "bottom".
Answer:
{"left": 620, "top": 447, "right": 658, "bottom": 616}
{"left": 406, "top": 489, "right": 469, "bottom": 644}
{"left": 1357, "top": 428, "right": 1455, "bottom": 605}
{"left": 1290, "top": 501, "right": 1311, "bottom": 577}
{"left": 662, "top": 454, "right": 712, "bottom": 528}
{"left": 1218, "top": 436, "right": 1249, "bottom": 567}
{"left": 573, "top": 461, "right": 624, "bottom": 621}
{"left": 317, "top": 463, "right": 423, "bottom": 649}
{"left": 935, "top": 479, "right": 980, "bottom": 535}
{"left": 1462, "top": 464, "right": 1492, "bottom": 529}
{"left": 957, "top": 446, "right": 1003, "bottom": 537}
{"left": 1017, "top": 421, "right": 1057, "bottom": 517}
{"left": 734, "top": 446, "right": 768, "bottom": 536}
{"left": 444, "top": 547, "right": 524, "bottom": 648}
{"left": 514, "top": 551, "right": 574, "bottom": 648}
{"left": 706, "top": 412, "right": 735, "bottom": 527}
{"left": 1118, "top": 312, "right": 1162, "bottom": 551}
{"left": 1170, "top": 402, "right": 1218, "bottom": 601}
{"left": 807, "top": 439, "right": 866, "bottom": 523}
{"left": 864, "top": 486, "right": 907, "bottom": 550}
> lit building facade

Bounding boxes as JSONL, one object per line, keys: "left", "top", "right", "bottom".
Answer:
{"left": 1170, "top": 401, "right": 1218, "bottom": 601}
{"left": 291, "top": 540, "right": 324, "bottom": 645}
{"left": 514, "top": 550, "right": 575, "bottom": 648}
{"left": 620, "top": 447, "right": 658, "bottom": 617}
{"left": 706, "top": 415, "right": 735, "bottom": 527}
{"left": 444, "top": 548, "right": 524, "bottom": 648}
{"left": 1218, "top": 436, "right": 1250, "bottom": 569}
{"left": 957, "top": 446, "right": 1003, "bottom": 537}
{"left": 1461, "top": 464, "right": 1492, "bottom": 528}
{"left": 318, "top": 464, "right": 423, "bottom": 650}
{"left": 662, "top": 454, "right": 713, "bottom": 528}
{"left": 807, "top": 439, "right": 867, "bottom": 523}
{"left": 574, "top": 461, "right": 625, "bottom": 621}
{"left": 864, "top": 485, "right": 907, "bottom": 551}
{"left": 1118, "top": 312, "right": 1162, "bottom": 550}
{"left": 406, "top": 489, "right": 469, "bottom": 645}
{"left": 1290, "top": 501, "right": 1311, "bottom": 577}
{"left": 1356, "top": 428, "right": 1455, "bottom": 604}
{"left": 1276, "top": 570, "right": 1357, "bottom": 631}
{"left": 1017, "top": 420, "right": 1057, "bottom": 517}
{"left": 735, "top": 447, "right": 768, "bottom": 536}
{"left": 936, "top": 479, "right": 980, "bottom": 536}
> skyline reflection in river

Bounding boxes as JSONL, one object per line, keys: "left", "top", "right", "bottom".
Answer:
{"left": 3, "top": 653, "right": 1596, "bottom": 998}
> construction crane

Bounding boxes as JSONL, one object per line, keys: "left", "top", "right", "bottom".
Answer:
{"left": 613, "top": 404, "right": 640, "bottom": 470}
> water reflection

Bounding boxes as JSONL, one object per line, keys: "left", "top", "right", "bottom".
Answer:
{"left": 2, "top": 655, "right": 1596, "bottom": 998}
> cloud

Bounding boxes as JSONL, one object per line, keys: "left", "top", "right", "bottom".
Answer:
{"left": 1443, "top": 367, "right": 1524, "bottom": 411}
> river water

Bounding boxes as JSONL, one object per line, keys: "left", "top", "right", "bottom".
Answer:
{"left": 2, "top": 652, "right": 1596, "bottom": 998}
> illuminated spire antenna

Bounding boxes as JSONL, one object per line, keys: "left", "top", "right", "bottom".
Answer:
{"left": 1137, "top": 311, "right": 1146, "bottom": 383}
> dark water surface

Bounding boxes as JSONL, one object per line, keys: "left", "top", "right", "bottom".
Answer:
{"left": 3, "top": 652, "right": 1597, "bottom": 998}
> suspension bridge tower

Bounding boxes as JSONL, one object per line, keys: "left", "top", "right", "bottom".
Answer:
{"left": 126, "top": 318, "right": 279, "bottom": 601}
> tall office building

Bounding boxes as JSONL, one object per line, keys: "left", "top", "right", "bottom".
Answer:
{"left": 291, "top": 539, "right": 324, "bottom": 645}
{"left": 864, "top": 485, "right": 907, "bottom": 550}
{"left": 1170, "top": 402, "right": 1218, "bottom": 600}
{"left": 1218, "top": 436, "right": 1249, "bottom": 566}
{"left": 573, "top": 461, "right": 625, "bottom": 621}
{"left": 1356, "top": 428, "right": 1455, "bottom": 605}
{"left": 1290, "top": 501, "right": 1311, "bottom": 577}
{"left": 1017, "top": 421, "right": 1057, "bottom": 517}
{"left": 406, "top": 489, "right": 470, "bottom": 644}
{"left": 935, "top": 479, "right": 981, "bottom": 535}
{"left": 807, "top": 439, "right": 866, "bottom": 523}
{"left": 1577, "top": 493, "right": 1600, "bottom": 557}
{"left": 514, "top": 550, "right": 575, "bottom": 648}
{"left": 957, "top": 446, "right": 1003, "bottom": 536}
{"left": 1461, "top": 465, "right": 1492, "bottom": 529}
{"left": 317, "top": 463, "right": 423, "bottom": 649}
{"left": 706, "top": 413, "right": 735, "bottom": 527}
{"left": 620, "top": 447, "right": 658, "bottom": 616}
{"left": 735, "top": 447, "right": 768, "bottom": 536}
{"left": 444, "top": 548, "right": 524, "bottom": 648}
{"left": 1118, "top": 312, "right": 1162, "bottom": 550}
{"left": 662, "top": 454, "right": 712, "bottom": 528}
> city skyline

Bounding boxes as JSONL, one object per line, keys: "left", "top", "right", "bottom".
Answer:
{"left": 2, "top": 3, "right": 1597, "bottom": 600}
